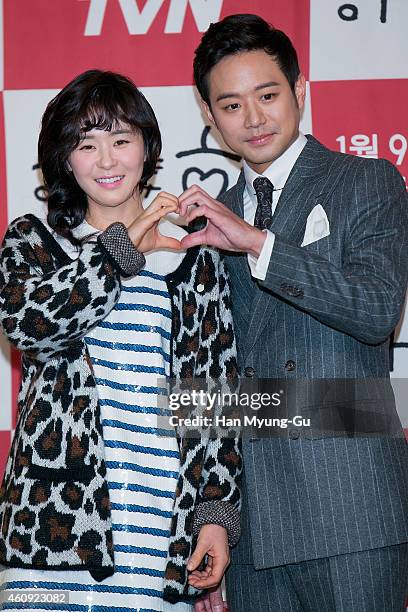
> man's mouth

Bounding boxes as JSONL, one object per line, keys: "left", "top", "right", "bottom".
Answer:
{"left": 247, "top": 133, "right": 275, "bottom": 146}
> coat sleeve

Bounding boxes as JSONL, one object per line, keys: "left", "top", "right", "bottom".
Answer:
{"left": 260, "top": 158, "right": 408, "bottom": 344}
{"left": 193, "top": 254, "right": 242, "bottom": 546}
{"left": 0, "top": 217, "right": 121, "bottom": 362}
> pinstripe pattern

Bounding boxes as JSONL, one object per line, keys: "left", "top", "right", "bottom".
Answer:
{"left": 226, "top": 541, "right": 408, "bottom": 611}
{"left": 222, "top": 136, "right": 408, "bottom": 609}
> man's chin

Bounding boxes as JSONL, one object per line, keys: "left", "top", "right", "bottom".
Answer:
{"left": 245, "top": 153, "right": 280, "bottom": 173}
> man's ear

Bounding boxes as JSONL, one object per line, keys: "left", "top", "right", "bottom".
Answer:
{"left": 201, "top": 100, "right": 216, "bottom": 126}
{"left": 295, "top": 74, "right": 306, "bottom": 111}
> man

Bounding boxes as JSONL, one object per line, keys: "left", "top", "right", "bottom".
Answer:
{"left": 182, "top": 13, "right": 408, "bottom": 612}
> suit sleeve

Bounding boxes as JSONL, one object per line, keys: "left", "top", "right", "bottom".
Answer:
{"left": 0, "top": 218, "right": 121, "bottom": 362}
{"left": 259, "top": 158, "right": 408, "bottom": 344}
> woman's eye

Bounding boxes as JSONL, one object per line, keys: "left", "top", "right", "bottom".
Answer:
{"left": 78, "top": 144, "right": 94, "bottom": 151}
{"left": 115, "top": 139, "right": 129, "bottom": 146}
{"left": 262, "top": 93, "right": 276, "bottom": 101}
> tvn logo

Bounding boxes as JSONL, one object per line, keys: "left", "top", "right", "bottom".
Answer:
{"left": 83, "top": 0, "right": 224, "bottom": 35}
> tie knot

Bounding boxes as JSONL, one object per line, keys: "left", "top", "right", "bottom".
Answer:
{"left": 253, "top": 176, "right": 274, "bottom": 196}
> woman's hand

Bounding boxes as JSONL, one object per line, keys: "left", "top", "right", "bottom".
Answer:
{"left": 127, "top": 192, "right": 182, "bottom": 252}
{"left": 187, "top": 524, "right": 230, "bottom": 590}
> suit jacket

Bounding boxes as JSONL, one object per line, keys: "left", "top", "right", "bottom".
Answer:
{"left": 221, "top": 135, "right": 408, "bottom": 569}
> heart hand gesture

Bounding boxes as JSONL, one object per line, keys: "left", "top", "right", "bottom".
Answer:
{"left": 127, "top": 192, "right": 182, "bottom": 253}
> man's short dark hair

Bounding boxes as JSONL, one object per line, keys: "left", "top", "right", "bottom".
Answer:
{"left": 194, "top": 13, "right": 300, "bottom": 106}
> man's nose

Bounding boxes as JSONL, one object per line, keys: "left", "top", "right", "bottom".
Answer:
{"left": 244, "top": 102, "right": 267, "bottom": 129}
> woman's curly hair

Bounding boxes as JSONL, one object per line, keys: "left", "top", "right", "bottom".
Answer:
{"left": 38, "top": 70, "right": 161, "bottom": 244}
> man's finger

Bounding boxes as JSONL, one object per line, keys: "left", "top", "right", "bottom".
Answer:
{"left": 194, "top": 599, "right": 206, "bottom": 612}
{"left": 185, "top": 203, "right": 229, "bottom": 229}
{"left": 179, "top": 190, "right": 221, "bottom": 217}
{"left": 209, "top": 585, "right": 225, "bottom": 612}
{"left": 179, "top": 183, "right": 208, "bottom": 200}
{"left": 180, "top": 230, "right": 208, "bottom": 250}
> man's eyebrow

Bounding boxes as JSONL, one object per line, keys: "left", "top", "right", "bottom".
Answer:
{"left": 215, "top": 81, "right": 280, "bottom": 102}
{"left": 255, "top": 81, "right": 280, "bottom": 91}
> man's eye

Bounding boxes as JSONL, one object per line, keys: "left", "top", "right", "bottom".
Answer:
{"left": 262, "top": 93, "right": 276, "bottom": 101}
{"left": 225, "top": 103, "right": 240, "bottom": 111}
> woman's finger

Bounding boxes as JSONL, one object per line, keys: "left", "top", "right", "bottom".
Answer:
{"left": 147, "top": 191, "right": 179, "bottom": 212}
{"left": 127, "top": 201, "right": 179, "bottom": 249}
{"left": 138, "top": 201, "right": 178, "bottom": 228}
{"left": 156, "top": 236, "right": 182, "bottom": 250}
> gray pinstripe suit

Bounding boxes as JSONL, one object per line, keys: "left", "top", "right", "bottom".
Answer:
{"left": 222, "top": 136, "right": 408, "bottom": 611}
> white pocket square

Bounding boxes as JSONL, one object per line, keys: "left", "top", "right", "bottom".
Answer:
{"left": 301, "top": 204, "right": 330, "bottom": 246}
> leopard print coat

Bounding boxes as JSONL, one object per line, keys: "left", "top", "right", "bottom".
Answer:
{"left": 0, "top": 215, "right": 242, "bottom": 602}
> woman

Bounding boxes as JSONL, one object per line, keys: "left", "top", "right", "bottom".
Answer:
{"left": 0, "top": 70, "right": 241, "bottom": 611}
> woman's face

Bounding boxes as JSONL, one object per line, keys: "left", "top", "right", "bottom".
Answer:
{"left": 68, "top": 121, "right": 145, "bottom": 214}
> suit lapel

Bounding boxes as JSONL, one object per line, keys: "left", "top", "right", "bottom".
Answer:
{"left": 223, "top": 172, "right": 254, "bottom": 359}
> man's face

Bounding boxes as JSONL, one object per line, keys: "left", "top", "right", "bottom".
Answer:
{"left": 204, "top": 50, "right": 306, "bottom": 174}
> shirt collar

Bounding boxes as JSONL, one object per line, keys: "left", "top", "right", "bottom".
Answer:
{"left": 244, "top": 132, "right": 307, "bottom": 196}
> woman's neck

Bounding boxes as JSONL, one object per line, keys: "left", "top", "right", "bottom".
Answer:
{"left": 85, "top": 196, "right": 144, "bottom": 230}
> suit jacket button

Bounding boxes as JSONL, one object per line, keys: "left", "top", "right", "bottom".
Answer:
{"left": 244, "top": 366, "right": 255, "bottom": 377}
{"left": 289, "top": 429, "right": 300, "bottom": 440}
{"left": 285, "top": 360, "right": 296, "bottom": 372}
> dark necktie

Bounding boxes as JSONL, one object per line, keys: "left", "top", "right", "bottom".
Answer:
{"left": 253, "top": 176, "right": 274, "bottom": 230}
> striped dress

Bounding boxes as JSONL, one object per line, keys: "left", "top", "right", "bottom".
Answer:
{"left": 0, "top": 220, "right": 192, "bottom": 612}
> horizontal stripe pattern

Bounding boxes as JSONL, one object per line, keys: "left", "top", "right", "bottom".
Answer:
{"left": 0, "top": 257, "right": 190, "bottom": 611}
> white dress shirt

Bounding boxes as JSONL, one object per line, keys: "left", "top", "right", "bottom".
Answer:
{"left": 244, "top": 132, "right": 307, "bottom": 279}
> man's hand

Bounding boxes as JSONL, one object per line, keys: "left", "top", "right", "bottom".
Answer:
{"left": 187, "top": 524, "right": 229, "bottom": 590}
{"left": 194, "top": 584, "right": 226, "bottom": 612}
{"left": 179, "top": 185, "right": 266, "bottom": 256}
{"left": 127, "top": 191, "right": 182, "bottom": 253}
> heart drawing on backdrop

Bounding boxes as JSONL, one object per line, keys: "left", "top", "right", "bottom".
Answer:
{"left": 182, "top": 166, "right": 229, "bottom": 199}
